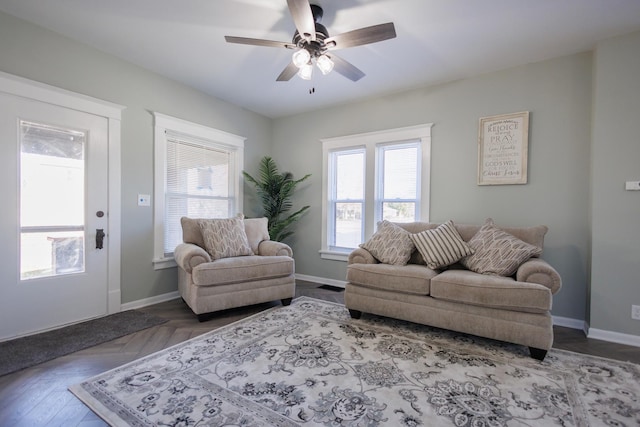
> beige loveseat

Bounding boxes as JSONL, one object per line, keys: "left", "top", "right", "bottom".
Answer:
{"left": 345, "top": 219, "right": 562, "bottom": 360}
{"left": 174, "top": 216, "right": 295, "bottom": 321}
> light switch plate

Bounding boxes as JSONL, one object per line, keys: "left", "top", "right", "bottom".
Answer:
{"left": 138, "top": 194, "right": 151, "bottom": 206}
{"left": 625, "top": 181, "right": 640, "bottom": 191}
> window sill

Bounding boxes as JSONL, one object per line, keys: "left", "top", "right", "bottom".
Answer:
{"left": 319, "top": 249, "right": 351, "bottom": 262}
{"left": 153, "top": 257, "right": 176, "bottom": 270}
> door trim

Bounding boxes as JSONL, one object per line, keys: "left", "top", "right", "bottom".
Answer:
{"left": 0, "top": 71, "right": 125, "bottom": 315}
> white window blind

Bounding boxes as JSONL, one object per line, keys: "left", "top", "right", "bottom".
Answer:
{"left": 164, "top": 133, "right": 235, "bottom": 255}
{"left": 378, "top": 141, "right": 420, "bottom": 223}
{"left": 153, "top": 112, "right": 245, "bottom": 269}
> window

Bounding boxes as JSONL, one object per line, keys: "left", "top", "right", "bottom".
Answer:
{"left": 320, "top": 124, "right": 432, "bottom": 261}
{"left": 153, "top": 113, "right": 245, "bottom": 269}
{"left": 329, "top": 148, "right": 365, "bottom": 250}
{"left": 377, "top": 141, "right": 421, "bottom": 223}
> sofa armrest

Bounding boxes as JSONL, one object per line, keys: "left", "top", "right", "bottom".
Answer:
{"left": 174, "top": 243, "right": 211, "bottom": 274}
{"left": 258, "top": 240, "right": 293, "bottom": 257}
{"left": 348, "top": 248, "right": 379, "bottom": 265}
{"left": 516, "top": 258, "right": 562, "bottom": 295}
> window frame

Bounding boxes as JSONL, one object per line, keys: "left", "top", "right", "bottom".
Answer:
{"left": 320, "top": 124, "right": 432, "bottom": 262}
{"left": 152, "top": 113, "right": 245, "bottom": 269}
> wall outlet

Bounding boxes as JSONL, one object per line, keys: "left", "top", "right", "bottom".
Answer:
{"left": 632, "top": 305, "right": 640, "bottom": 320}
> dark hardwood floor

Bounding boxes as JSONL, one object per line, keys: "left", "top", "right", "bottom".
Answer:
{"left": 0, "top": 280, "right": 638, "bottom": 426}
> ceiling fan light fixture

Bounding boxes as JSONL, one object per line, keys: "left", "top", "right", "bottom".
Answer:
{"left": 292, "top": 48, "right": 311, "bottom": 68}
{"left": 316, "top": 54, "right": 334, "bottom": 75}
{"left": 297, "top": 62, "right": 313, "bottom": 80}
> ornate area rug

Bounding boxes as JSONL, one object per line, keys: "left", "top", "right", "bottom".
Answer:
{"left": 70, "top": 297, "right": 640, "bottom": 426}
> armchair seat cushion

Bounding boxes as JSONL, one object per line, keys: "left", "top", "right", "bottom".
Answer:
{"left": 430, "top": 269, "right": 551, "bottom": 313}
{"left": 192, "top": 255, "right": 294, "bottom": 287}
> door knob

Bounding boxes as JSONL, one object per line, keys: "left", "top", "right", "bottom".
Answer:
{"left": 96, "top": 229, "right": 105, "bottom": 249}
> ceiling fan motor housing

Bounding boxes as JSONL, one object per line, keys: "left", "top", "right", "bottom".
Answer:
{"left": 293, "top": 24, "right": 329, "bottom": 55}
{"left": 292, "top": 5, "right": 329, "bottom": 57}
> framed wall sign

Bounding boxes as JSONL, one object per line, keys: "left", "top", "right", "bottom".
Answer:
{"left": 478, "top": 111, "right": 529, "bottom": 185}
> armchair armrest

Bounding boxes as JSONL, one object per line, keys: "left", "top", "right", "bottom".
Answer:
{"left": 174, "top": 243, "right": 211, "bottom": 274}
{"left": 348, "top": 248, "right": 379, "bottom": 265}
{"left": 258, "top": 240, "right": 293, "bottom": 257}
{"left": 516, "top": 258, "right": 562, "bottom": 295}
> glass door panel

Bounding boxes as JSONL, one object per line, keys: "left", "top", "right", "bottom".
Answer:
{"left": 20, "top": 120, "right": 86, "bottom": 280}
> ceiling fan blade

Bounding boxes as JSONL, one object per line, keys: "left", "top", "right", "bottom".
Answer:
{"left": 225, "top": 36, "right": 295, "bottom": 49}
{"left": 276, "top": 62, "right": 299, "bottom": 81}
{"left": 287, "top": 0, "right": 316, "bottom": 41}
{"left": 326, "top": 53, "right": 365, "bottom": 82}
{"left": 325, "top": 22, "right": 396, "bottom": 50}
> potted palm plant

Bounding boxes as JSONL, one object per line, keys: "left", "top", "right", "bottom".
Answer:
{"left": 242, "top": 156, "right": 311, "bottom": 242}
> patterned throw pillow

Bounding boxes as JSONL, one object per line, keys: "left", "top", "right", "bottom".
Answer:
{"left": 409, "top": 220, "right": 474, "bottom": 269}
{"left": 198, "top": 217, "right": 253, "bottom": 260}
{"left": 461, "top": 218, "right": 542, "bottom": 276}
{"left": 360, "top": 220, "right": 415, "bottom": 265}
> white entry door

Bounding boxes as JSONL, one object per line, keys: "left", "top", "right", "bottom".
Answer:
{"left": 0, "top": 92, "right": 109, "bottom": 340}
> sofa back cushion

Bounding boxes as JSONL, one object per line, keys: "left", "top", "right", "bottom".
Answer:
{"left": 181, "top": 216, "right": 207, "bottom": 248}
{"left": 394, "top": 220, "right": 547, "bottom": 267}
{"left": 244, "top": 217, "right": 270, "bottom": 254}
{"left": 396, "top": 221, "right": 547, "bottom": 250}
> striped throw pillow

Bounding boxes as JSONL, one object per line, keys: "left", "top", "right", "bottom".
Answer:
{"left": 409, "top": 220, "right": 474, "bottom": 269}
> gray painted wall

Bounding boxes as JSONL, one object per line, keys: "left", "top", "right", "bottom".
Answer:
{"left": 591, "top": 32, "right": 640, "bottom": 336}
{"left": 272, "top": 53, "right": 593, "bottom": 322}
{"left": 0, "top": 12, "right": 272, "bottom": 303}
{"left": 2, "top": 9, "right": 639, "bottom": 338}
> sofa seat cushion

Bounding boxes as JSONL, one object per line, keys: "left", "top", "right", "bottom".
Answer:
{"left": 347, "top": 263, "right": 438, "bottom": 295}
{"left": 430, "top": 270, "right": 551, "bottom": 313}
{"left": 192, "top": 255, "right": 293, "bottom": 287}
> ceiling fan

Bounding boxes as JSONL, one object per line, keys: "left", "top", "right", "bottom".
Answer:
{"left": 224, "top": 0, "right": 396, "bottom": 82}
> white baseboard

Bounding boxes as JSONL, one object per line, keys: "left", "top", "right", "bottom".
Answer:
{"left": 295, "top": 274, "right": 346, "bottom": 289}
{"left": 587, "top": 327, "right": 640, "bottom": 348}
{"left": 121, "top": 291, "right": 180, "bottom": 311}
{"left": 552, "top": 315, "right": 586, "bottom": 331}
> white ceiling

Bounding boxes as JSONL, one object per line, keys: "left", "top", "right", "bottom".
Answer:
{"left": 2, "top": 0, "right": 640, "bottom": 119}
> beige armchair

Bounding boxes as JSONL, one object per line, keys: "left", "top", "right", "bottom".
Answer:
{"left": 174, "top": 216, "right": 295, "bottom": 321}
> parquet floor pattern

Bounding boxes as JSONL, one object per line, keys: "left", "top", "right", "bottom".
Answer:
{"left": 0, "top": 280, "right": 638, "bottom": 426}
